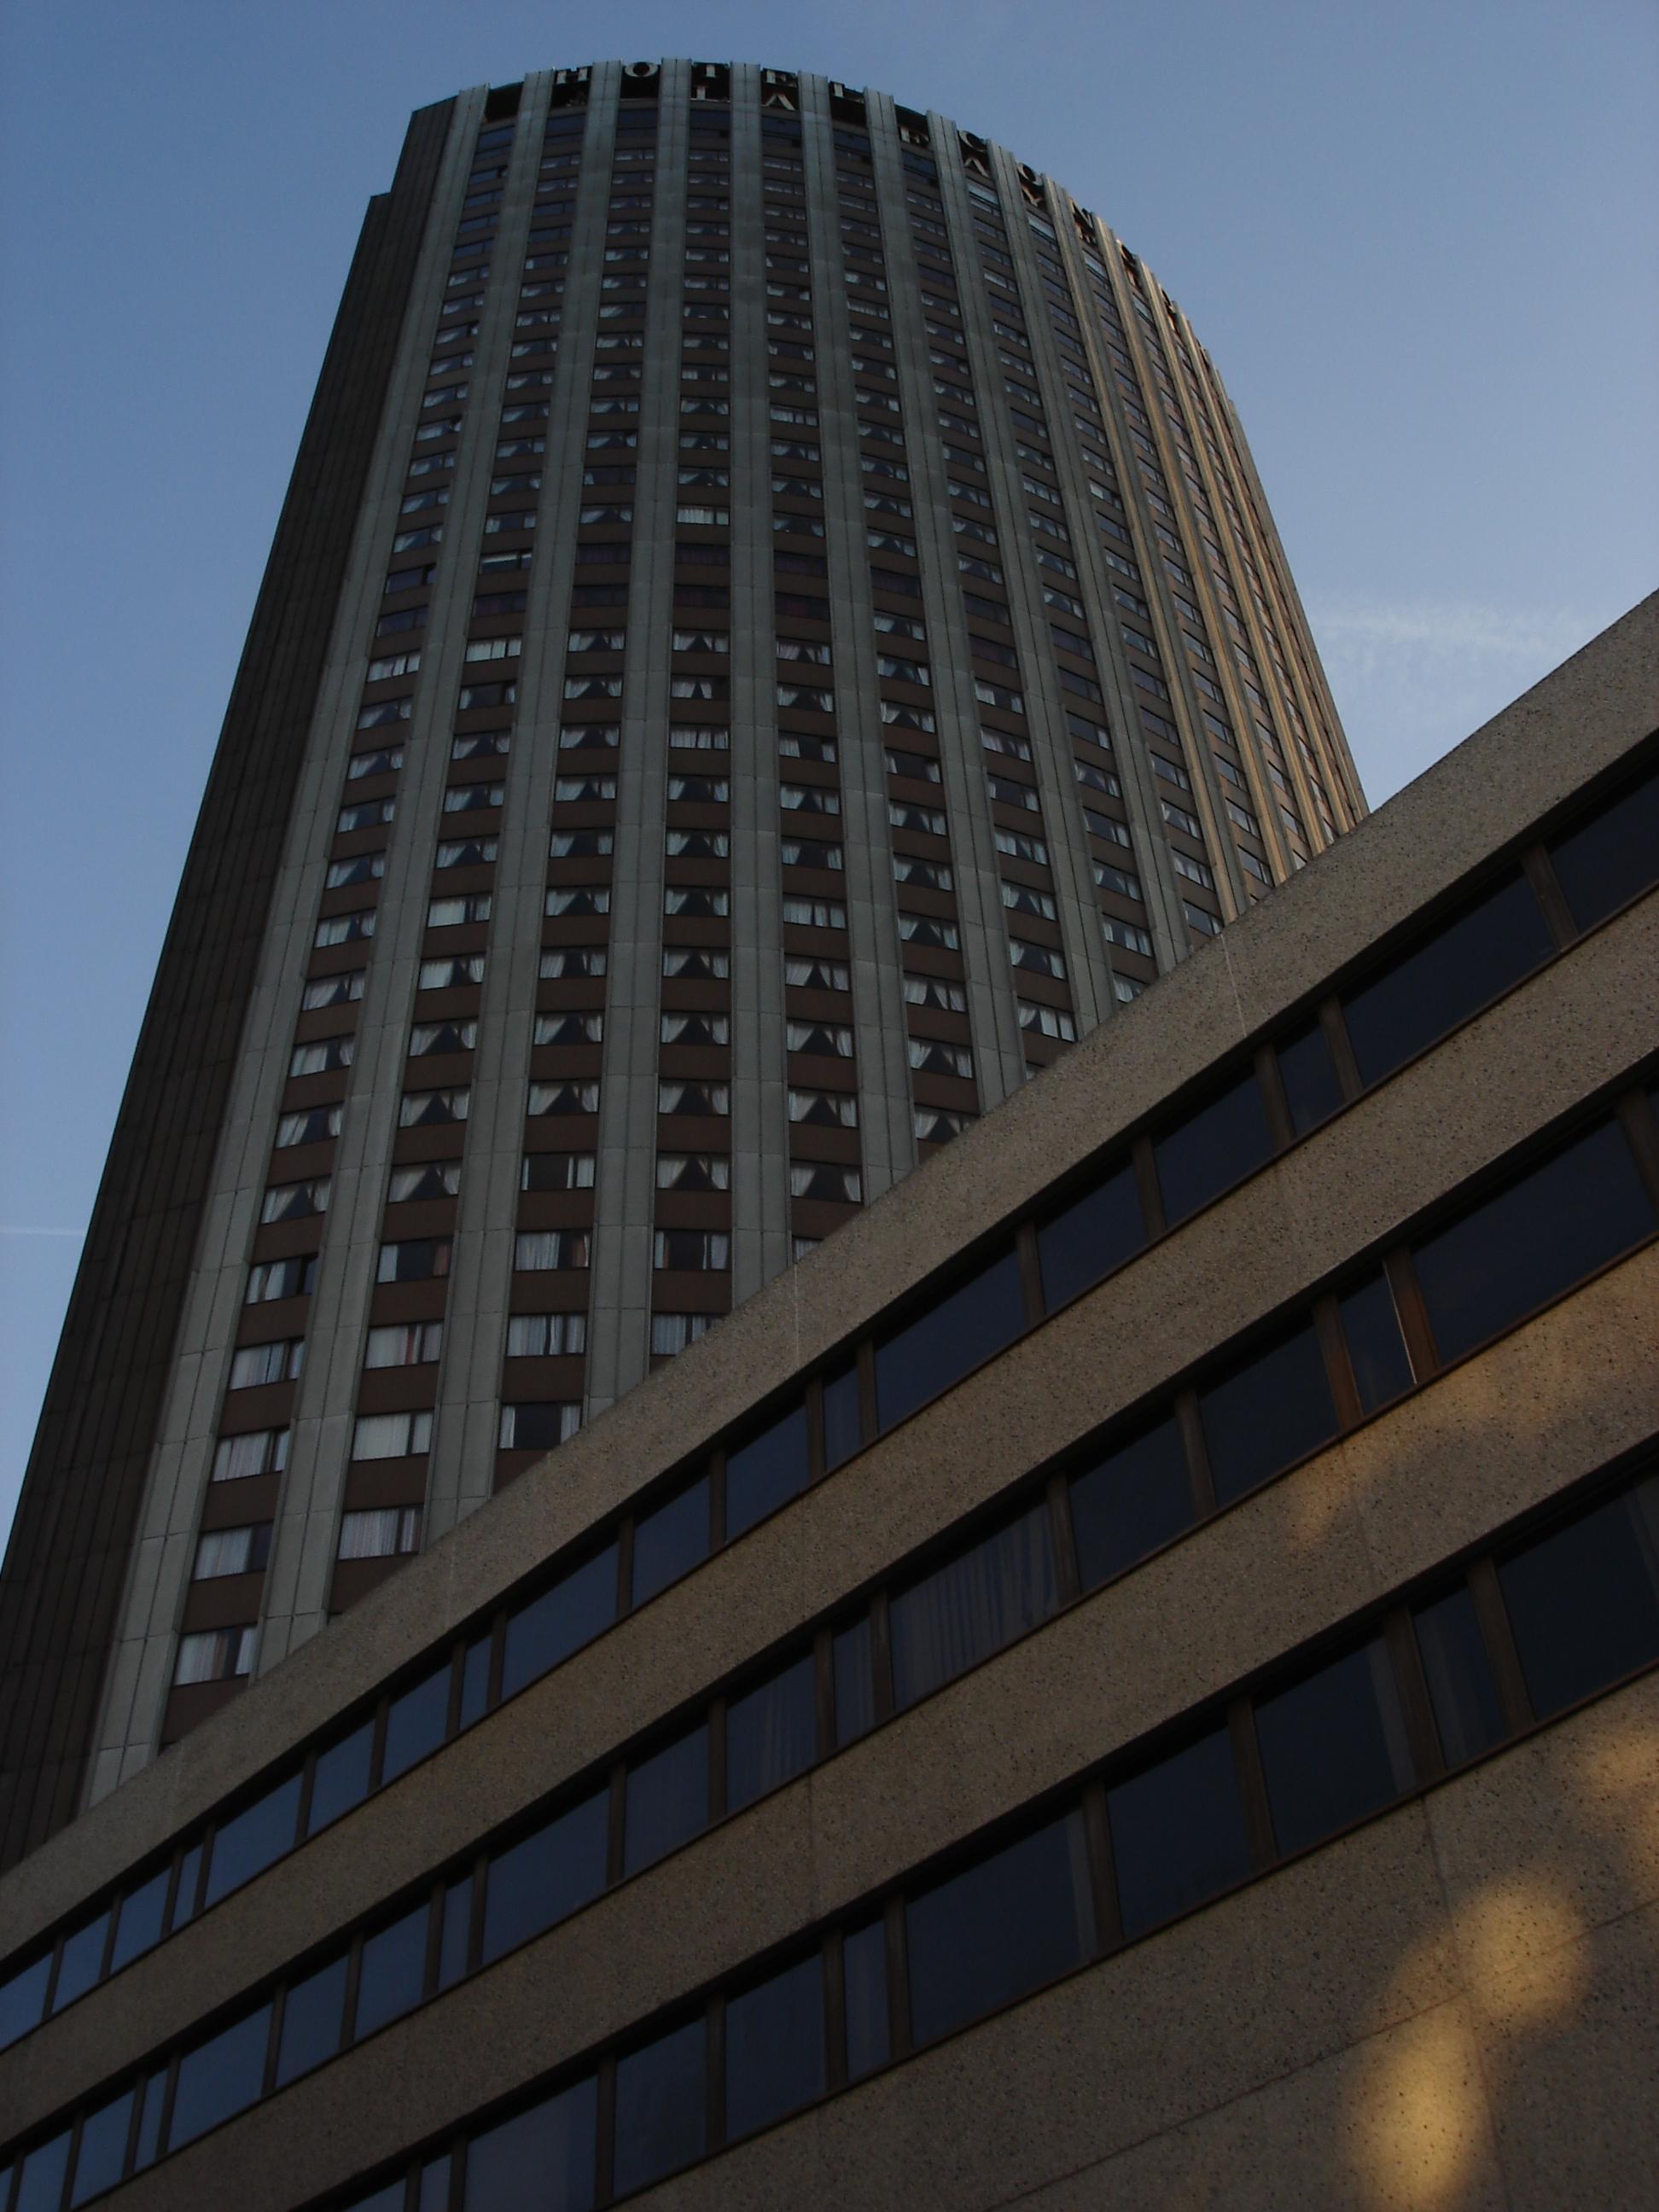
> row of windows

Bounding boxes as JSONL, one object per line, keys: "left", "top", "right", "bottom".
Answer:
{"left": 9, "top": 1447, "right": 1654, "bottom": 2209}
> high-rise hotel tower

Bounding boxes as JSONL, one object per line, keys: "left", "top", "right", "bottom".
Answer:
{"left": 1, "top": 60, "right": 1361, "bottom": 1865}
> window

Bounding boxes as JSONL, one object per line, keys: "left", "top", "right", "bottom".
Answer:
{"left": 172, "top": 1626, "right": 255, "bottom": 1686}
{"left": 1107, "top": 1723, "right": 1253, "bottom": 1938}
{"left": 399, "top": 1087, "right": 469, "bottom": 1126}
{"left": 1254, "top": 1636, "right": 1414, "bottom": 1856}
{"left": 875, "top": 1250, "right": 1025, "bottom": 1431}
{"left": 653, "top": 1230, "right": 729, "bottom": 1271}
{"left": 375, "top": 1239, "right": 452, "bottom": 1284}
{"left": 725, "top": 1400, "right": 809, "bottom": 1539}
{"left": 614, "top": 2018, "right": 706, "bottom": 2196}
{"left": 513, "top": 1230, "right": 591, "bottom": 1271}
{"left": 906, "top": 1813, "right": 1092, "bottom": 2047}
{"left": 1198, "top": 1318, "right": 1337, "bottom": 1505}
{"left": 504, "top": 1312, "right": 587, "bottom": 1357}
{"left": 726, "top": 1953, "right": 825, "bottom": 2142}
{"left": 890, "top": 1502, "right": 1056, "bottom": 1708}
{"left": 364, "top": 1321, "right": 444, "bottom": 1368}
{"left": 650, "top": 1313, "right": 713, "bottom": 1359}
{"left": 167, "top": 2002, "right": 272, "bottom": 2150}
{"left": 500, "top": 1545, "right": 618, "bottom": 1701}
{"left": 499, "top": 1403, "right": 580, "bottom": 1451}
{"left": 624, "top": 1724, "right": 709, "bottom": 1876}
{"left": 481, "top": 1792, "right": 608, "bottom": 1966}
{"left": 1498, "top": 1478, "right": 1659, "bottom": 1718}
{"left": 1038, "top": 1159, "right": 1144, "bottom": 1310}
{"left": 227, "top": 1339, "right": 302, "bottom": 1389}
{"left": 350, "top": 1412, "right": 433, "bottom": 1461}
{"left": 212, "top": 1427, "right": 288, "bottom": 1482}
{"left": 521, "top": 1151, "right": 597, "bottom": 1191}
{"left": 1546, "top": 763, "right": 1659, "bottom": 929}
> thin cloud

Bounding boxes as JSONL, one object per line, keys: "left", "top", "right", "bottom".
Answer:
{"left": 0, "top": 1226, "right": 85, "bottom": 1238}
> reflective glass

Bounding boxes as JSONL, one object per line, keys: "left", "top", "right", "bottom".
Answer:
{"left": 1068, "top": 1414, "right": 1192, "bottom": 1590}
{"left": 725, "top": 1400, "right": 809, "bottom": 1539}
{"left": 632, "top": 1478, "right": 710, "bottom": 1605}
{"left": 613, "top": 2018, "right": 707, "bottom": 2196}
{"left": 1413, "top": 1120, "right": 1655, "bottom": 1365}
{"left": 1254, "top": 1638, "right": 1414, "bottom": 1857}
{"left": 464, "top": 2076, "right": 597, "bottom": 2211}
{"left": 68, "top": 2087, "right": 133, "bottom": 2206}
{"left": 0, "top": 1953, "right": 49, "bottom": 2051}
{"left": 822, "top": 1358, "right": 863, "bottom": 1470}
{"left": 1036, "top": 1161, "right": 1144, "bottom": 1309}
{"left": 204, "top": 1774, "right": 303, "bottom": 1907}
{"left": 874, "top": 1249, "right": 1025, "bottom": 1431}
{"left": 1199, "top": 1319, "right": 1338, "bottom": 1505}
{"left": 833, "top": 1615, "right": 876, "bottom": 1745}
{"left": 439, "top": 1876, "right": 472, "bottom": 1989}
{"left": 15, "top": 2132, "right": 71, "bottom": 2212}
{"left": 354, "top": 1901, "right": 429, "bottom": 2040}
{"left": 1547, "top": 764, "right": 1659, "bottom": 931}
{"left": 458, "top": 1634, "right": 492, "bottom": 1729}
{"left": 168, "top": 2001, "right": 272, "bottom": 2149}
{"left": 381, "top": 1664, "right": 451, "bottom": 1785}
{"left": 1154, "top": 1068, "right": 1273, "bottom": 1227}
{"left": 1341, "top": 873, "right": 1553, "bottom": 1089}
{"left": 726, "top": 1653, "right": 817, "bottom": 1811}
{"left": 275, "top": 1953, "right": 347, "bottom": 2086}
{"left": 1413, "top": 1586, "right": 1505, "bottom": 1767}
{"left": 1338, "top": 1272, "right": 1414, "bottom": 1412}
{"left": 51, "top": 1910, "right": 109, "bottom": 2011}
{"left": 889, "top": 1502, "right": 1056, "bottom": 1708}
{"left": 501, "top": 1544, "right": 618, "bottom": 1700}
{"left": 308, "top": 1720, "right": 375, "bottom": 1836}
{"left": 726, "top": 1953, "right": 825, "bottom": 2140}
{"left": 170, "top": 1841, "right": 203, "bottom": 1930}
{"left": 1108, "top": 1723, "right": 1253, "bottom": 1938}
{"left": 906, "top": 1812, "right": 1093, "bottom": 2046}
{"left": 109, "top": 1865, "right": 170, "bottom": 1973}
{"left": 482, "top": 1790, "right": 608, "bottom": 1964}
{"left": 1276, "top": 1020, "right": 1342, "bottom": 1135}
{"left": 842, "top": 1917, "right": 889, "bottom": 2080}
{"left": 1499, "top": 1481, "right": 1659, "bottom": 1719}
{"left": 624, "top": 1726, "right": 709, "bottom": 1875}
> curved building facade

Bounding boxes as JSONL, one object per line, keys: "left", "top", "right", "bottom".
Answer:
{"left": 2, "top": 58, "right": 1361, "bottom": 1848}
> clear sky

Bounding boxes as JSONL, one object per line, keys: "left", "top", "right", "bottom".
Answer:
{"left": 2, "top": 0, "right": 1655, "bottom": 1551}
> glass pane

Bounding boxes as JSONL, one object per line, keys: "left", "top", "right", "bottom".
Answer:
{"left": 458, "top": 1634, "right": 492, "bottom": 1729}
{"left": 1342, "top": 872, "right": 1554, "bottom": 1089}
{"left": 309, "top": 1720, "right": 375, "bottom": 1837}
{"left": 889, "top": 1502, "right": 1057, "bottom": 1708}
{"left": 874, "top": 1249, "right": 1026, "bottom": 1431}
{"left": 613, "top": 2017, "right": 707, "bottom": 2196}
{"left": 1068, "top": 1413, "right": 1192, "bottom": 1590}
{"left": 275, "top": 1953, "right": 348, "bottom": 2087}
{"left": 132, "top": 2067, "right": 166, "bottom": 2171}
{"left": 842, "top": 1917, "right": 889, "bottom": 2081}
{"left": 464, "top": 2076, "right": 597, "bottom": 2211}
{"left": 1254, "top": 1637, "right": 1414, "bottom": 1858}
{"left": 1413, "top": 1586, "right": 1505, "bottom": 1767}
{"left": 439, "top": 1876, "right": 472, "bottom": 1989}
{"left": 632, "top": 1477, "right": 710, "bottom": 1605}
{"left": 419, "top": 2157, "right": 451, "bottom": 2212}
{"left": 15, "top": 2132, "right": 71, "bottom": 2212}
{"left": 1277, "top": 1020, "right": 1342, "bottom": 1135}
{"left": 1413, "top": 1119, "right": 1655, "bottom": 1366}
{"left": 109, "top": 1866, "right": 171, "bottom": 1973}
{"left": 501, "top": 1544, "right": 618, "bottom": 1700}
{"left": 907, "top": 1811, "right": 1093, "bottom": 2047}
{"left": 1338, "top": 1272, "right": 1414, "bottom": 1412}
{"left": 382, "top": 1664, "right": 451, "bottom": 1785}
{"left": 169, "top": 2001, "right": 273, "bottom": 2149}
{"left": 204, "top": 1774, "right": 303, "bottom": 1907}
{"left": 726, "top": 1953, "right": 825, "bottom": 2141}
{"left": 354, "top": 1901, "right": 429, "bottom": 2040}
{"left": 1108, "top": 1723, "right": 1253, "bottom": 1938}
{"left": 624, "top": 1725, "right": 709, "bottom": 1875}
{"left": 1036, "top": 1161, "right": 1145, "bottom": 1309}
{"left": 0, "top": 1953, "right": 49, "bottom": 2051}
{"left": 1547, "top": 763, "right": 1659, "bottom": 931}
{"left": 1154, "top": 1067, "right": 1274, "bottom": 1227}
{"left": 833, "top": 1615, "right": 876, "bottom": 1746}
{"left": 1199, "top": 1320, "right": 1338, "bottom": 1506}
{"left": 822, "top": 1359, "right": 863, "bottom": 1470}
{"left": 68, "top": 2088, "right": 133, "bottom": 2207}
{"left": 1499, "top": 1481, "right": 1659, "bottom": 1720}
{"left": 725, "top": 1400, "right": 809, "bottom": 1539}
{"left": 52, "top": 1909, "right": 110, "bottom": 2011}
{"left": 482, "top": 1790, "right": 608, "bottom": 1965}
{"left": 727, "top": 1653, "right": 817, "bottom": 1811}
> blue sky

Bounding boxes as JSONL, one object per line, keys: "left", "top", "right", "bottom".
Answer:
{"left": 2, "top": 0, "right": 1656, "bottom": 1549}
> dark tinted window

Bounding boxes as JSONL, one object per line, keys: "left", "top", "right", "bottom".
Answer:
{"left": 170, "top": 1841, "right": 203, "bottom": 1930}
{"left": 1414, "top": 1119, "right": 1655, "bottom": 1365}
{"left": 1154, "top": 1068, "right": 1274, "bottom": 1227}
{"left": 726, "top": 1652, "right": 817, "bottom": 1811}
{"left": 1338, "top": 1272, "right": 1414, "bottom": 1412}
{"left": 501, "top": 1543, "right": 618, "bottom": 1700}
{"left": 833, "top": 1615, "right": 876, "bottom": 1745}
{"left": 464, "top": 2076, "right": 597, "bottom": 2211}
{"left": 613, "top": 2017, "right": 707, "bottom": 2196}
{"left": 168, "top": 2001, "right": 272, "bottom": 2149}
{"left": 14, "top": 2132, "right": 70, "bottom": 2212}
{"left": 309, "top": 1719, "right": 375, "bottom": 1836}
{"left": 458, "top": 1634, "right": 491, "bottom": 1729}
{"left": 822, "top": 1359, "right": 863, "bottom": 1469}
{"left": 0, "top": 1953, "right": 49, "bottom": 2051}
{"left": 889, "top": 1502, "right": 1056, "bottom": 1708}
{"left": 1547, "top": 764, "right": 1659, "bottom": 931}
{"left": 275, "top": 1953, "right": 347, "bottom": 2086}
{"left": 483, "top": 1790, "right": 608, "bottom": 1964}
{"left": 68, "top": 2087, "right": 133, "bottom": 2207}
{"left": 51, "top": 1909, "right": 109, "bottom": 2011}
{"left": 132, "top": 2066, "right": 166, "bottom": 2170}
{"left": 1036, "top": 1161, "right": 1144, "bottom": 1309}
{"left": 632, "top": 1477, "right": 710, "bottom": 1604}
{"left": 874, "top": 1249, "right": 1025, "bottom": 1430}
{"left": 1341, "top": 872, "right": 1553, "bottom": 1089}
{"left": 1499, "top": 1481, "right": 1659, "bottom": 1719}
{"left": 1412, "top": 1586, "right": 1505, "bottom": 1767}
{"left": 381, "top": 1663, "right": 451, "bottom": 1785}
{"left": 842, "top": 1917, "right": 889, "bottom": 2081}
{"left": 1069, "top": 1413, "right": 1192, "bottom": 1590}
{"left": 1199, "top": 1319, "right": 1337, "bottom": 1506}
{"left": 438, "top": 1876, "right": 471, "bottom": 1989}
{"left": 204, "top": 1773, "right": 303, "bottom": 1906}
{"left": 725, "top": 1953, "right": 825, "bottom": 2140}
{"left": 1254, "top": 1638, "right": 1413, "bottom": 1857}
{"left": 1277, "top": 1020, "right": 1342, "bottom": 1135}
{"left": 1107, "top": 1723, "right": 1253, "bottom": 1938}
{"left": 725, "top": 1400, "right": 809, "bottom": 1538}
{"left": 907, "top": 1811, "right": 1093, "bottom": 2046}
{"left": 624, "top": 1725, "right": 709, "bottom": 1875}
{"left": 354, "top": 1901, "right": 429, "bottom": 2040}
{"left": 109, "top": 1865, "right": 170, "bottom": 1972}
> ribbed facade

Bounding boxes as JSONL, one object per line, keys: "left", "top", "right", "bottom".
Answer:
{"left": 3, "top": 58, "right": 1360, "bottom": 1843}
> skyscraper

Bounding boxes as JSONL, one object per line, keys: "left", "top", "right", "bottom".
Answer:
{"left": 1, "top": 60, "right": 1359, "bottom": 1867}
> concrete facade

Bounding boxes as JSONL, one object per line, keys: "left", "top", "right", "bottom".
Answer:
{"left": 0, "top": 600, "right": 1654, "bottom": 2208}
